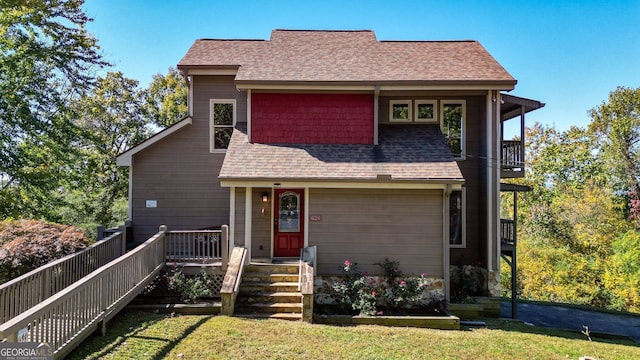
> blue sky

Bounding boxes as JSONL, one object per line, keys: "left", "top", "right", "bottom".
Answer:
{"left": 83, "top": 0, "right": 640, "bottom": 133}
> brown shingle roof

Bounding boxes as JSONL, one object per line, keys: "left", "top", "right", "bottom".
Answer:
{"left": 219, "top": 124, "right": 464, "bottom": 182}
{"left": 178, "top": 29, "right": 515, "bottom": 86}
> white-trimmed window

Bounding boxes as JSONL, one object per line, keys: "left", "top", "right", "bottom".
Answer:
{"left": 389, "top": 100, "right": 412, "bottom": 122}
{"left": 440, "top": 100, "right": 466, "bottom": 158}
{"left": 449, "top": 188, "right": 466, "bottom": 248}
{"left": 210, "top": 99, "right": 236, "bottom": 152}
{"left": 414, "top": 100, "right": 437, "bottom": 123}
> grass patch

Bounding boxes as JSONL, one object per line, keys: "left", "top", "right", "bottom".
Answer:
{"left": 70, "top": 311, "right": 640, "bottom": 360}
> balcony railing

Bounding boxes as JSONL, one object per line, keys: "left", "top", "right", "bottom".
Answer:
{"left": 500, "top": 219, "right": 515, "bottom": 245}
{"left": 501, "top": 140, "right": 524, "bottom": 177}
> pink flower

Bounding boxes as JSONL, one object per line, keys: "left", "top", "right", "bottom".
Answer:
{"left": 400, "top": 280, "right": 406, "bottom": 286}
{"left": 371, "top": 290, "right": 377, "bottom": 296}
{"left": 377, "top": 311, "right": 384, "bottom": 315}
{"left": 344, "top": 260, "right": 351, "bottom": 267}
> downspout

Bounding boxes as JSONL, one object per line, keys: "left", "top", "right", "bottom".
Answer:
{"left": 444, "top": 184, "right": 452, "bottom": 303}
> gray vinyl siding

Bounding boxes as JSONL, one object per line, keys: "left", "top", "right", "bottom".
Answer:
{"left": 251, "top": 188, "right": 272, "bottom": 258}
{"left": 129, "top": 75, "right": 245, "bottom": 242}
{"left": 308, "top": 188, "right": 444, "bottom": 276}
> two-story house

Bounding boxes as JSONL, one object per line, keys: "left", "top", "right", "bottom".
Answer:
{"left": 117, "top": 29, "right": 543, "bottom": 303}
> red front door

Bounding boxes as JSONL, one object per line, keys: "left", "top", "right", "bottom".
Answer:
{"left": 274, "top": 189, "right": 304, "bottom": 257}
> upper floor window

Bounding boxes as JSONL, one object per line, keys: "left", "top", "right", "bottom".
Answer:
{"left": 414, "top": 100, "right": 437, "bottom": 123}
{"left": 210, "top": 99, "right": 236, "bottom": 152}
{"left": 390, "top": 99, "right": 437, "bottom": 123}
{"left": 440, "top": 100, "right": 466, "bottom": 158}
{"left": 390, "top": 100, "right": 412, "bottom": 122}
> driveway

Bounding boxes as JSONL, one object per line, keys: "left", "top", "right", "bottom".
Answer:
{"left": 501, "top": 301, "right": 640, "bottom": 343}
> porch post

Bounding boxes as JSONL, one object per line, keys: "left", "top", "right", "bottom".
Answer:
{"left": 221, "top": 224, "right": 229, "bottom": 270}
{"left": 229, "top": 187, "right": 235, "bottom": 249}
{"left": 245, "top": 187, "right": 252, "bottom": 264}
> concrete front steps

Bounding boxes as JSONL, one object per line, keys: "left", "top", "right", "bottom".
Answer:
{"left": 235, "top": 263, "right": 302, "bottom": 321}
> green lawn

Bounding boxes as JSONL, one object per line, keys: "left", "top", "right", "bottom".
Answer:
{"left": 69, "top": 311, "right": 640, "bottom": 360}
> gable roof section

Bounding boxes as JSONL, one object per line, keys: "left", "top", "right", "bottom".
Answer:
{"left": 219, "top": 124, "right": 464, "bottom": 183}
{"left": 116, "top": 116, "right": 192, "bottom": 166}
{"left": 178, "top": 29, "right": 516, "bottom": 88}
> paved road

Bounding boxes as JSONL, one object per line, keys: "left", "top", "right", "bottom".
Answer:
{"left": 501, "top": 301, "right": 640, "bottom": 343}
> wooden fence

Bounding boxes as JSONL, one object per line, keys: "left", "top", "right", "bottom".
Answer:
{"left": 0, "top": 229, "right": 165, "bottom": 359}
{"left": 0, "top": 230, "right": 126, "bottom": 324}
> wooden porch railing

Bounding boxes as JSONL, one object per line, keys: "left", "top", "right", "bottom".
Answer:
{"left": 0, "top": 229, "right": 166, "bottom": 359}
{"left": 165, "top": 229, "right": 228, "bottom": 264}
{"left": 0, "top": 230, "right": 126, "bottom": 324}
{"left": 501, "top": 140, "right": 524, "bottom": 169}
{"left": 500, "top": 219, "right": 515, "bottom": 244}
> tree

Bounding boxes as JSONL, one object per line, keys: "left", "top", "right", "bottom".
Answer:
{"left": 0, "top": 0, "right": 108, "bottom": 218}
{"left": 589, "top": 86, "right": 640, "bottom": 224}
{"left": 61, "top": 72, "right": 152, "bottom": 229}
{"left": 142, "top": 67, "right": 188, "bottom": 127}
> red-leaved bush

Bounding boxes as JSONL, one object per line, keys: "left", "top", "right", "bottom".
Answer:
{"left": 0, "top": 219, "right": 92, "bottom": 283}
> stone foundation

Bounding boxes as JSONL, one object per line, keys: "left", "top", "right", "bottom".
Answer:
{"left": 314, "top": 275, "right": 445, "bottom": 306}
{"left": 488, "top": 270, "right": 500, "bottom": 297}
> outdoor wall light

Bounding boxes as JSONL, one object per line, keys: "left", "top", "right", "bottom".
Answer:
{"left": 262, "top": 192, "right": 269, "bottom": 202}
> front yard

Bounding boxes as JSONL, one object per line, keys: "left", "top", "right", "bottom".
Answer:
{"left": 69, "top": 311, "right": 640, "bottom": 360}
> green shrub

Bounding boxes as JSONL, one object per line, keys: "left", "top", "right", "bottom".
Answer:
{"left": 165, "top": 267, "right": 217, "bottom": 303}
{"left": 0, "top": 219, "right": 91, "bottom": 283}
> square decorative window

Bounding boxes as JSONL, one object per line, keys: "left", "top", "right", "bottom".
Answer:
{"left": 210, "top": 99, "right": 236, "bottom": 152}
{"left": 440, "top": 100, "right": 466, "bottom": 159}
{"left": 389, "top": 100, "right": 412, "bottom": 122}
{"left": 414, "top": 100, "right": 437, "bottom": 123}
{"left": 449, "top": 188, "right": 466, "bottom": 247}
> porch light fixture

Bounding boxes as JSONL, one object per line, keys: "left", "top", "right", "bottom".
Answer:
{"left": 262, "top": 192, "right": 269, "bottom": 202}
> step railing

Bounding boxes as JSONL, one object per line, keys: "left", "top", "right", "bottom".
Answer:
{"left": 0, "top": 229, "right": 126, "bottom": 324}
{"left": 221, "top": 247, "right": 247, "bottom": 316}
{"left": 299, "top": 246, "right": 316, "bottom": 323}
{"left": 0, "top": 228, "right": 166, "bottom": 359}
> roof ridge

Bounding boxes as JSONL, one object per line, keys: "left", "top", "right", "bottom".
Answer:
{"left": 196, "top": 38, "right": 266, "bottom": 42}
{"left": 381, "top": 40, "right": 477, "bottom": 43}
{"left": 273, "top": 29, "right": 374, "bottom": 33}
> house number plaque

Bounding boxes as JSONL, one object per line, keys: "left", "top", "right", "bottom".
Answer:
{"left": 309, "top": 215, "right": 322, "bottom": 222}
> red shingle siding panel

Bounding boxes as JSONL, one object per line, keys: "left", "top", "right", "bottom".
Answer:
{"left": 251, "top": 93, "right": 374, "bottom": 144}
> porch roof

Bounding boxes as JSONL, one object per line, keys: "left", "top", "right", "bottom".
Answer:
{"left": 219, "top": 124, "right": 464, "bottom": 183}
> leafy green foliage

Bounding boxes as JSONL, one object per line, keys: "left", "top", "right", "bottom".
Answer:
{"left": 0, "top": 0, "right": 108, "bottom": 219}
{"left": 0, "top": 219, "right": 91, "bottom": 283}
{"left": 142, "top": 67, "right": 188, "bottom": 127}
{"left": 502, "top": 89, "right": 640, "bottom": 311}
{"left": 61, "top": 71, "right": 152, "bottom": 230}
{"left": 165, "top": 267, "right": 217, "bottom": 303}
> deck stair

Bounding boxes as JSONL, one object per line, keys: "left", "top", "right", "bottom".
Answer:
{"left": 235, "top": 263, "right": 302, "bottom": 321}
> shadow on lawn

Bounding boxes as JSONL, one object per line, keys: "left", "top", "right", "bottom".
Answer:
{"left": 473, "top": 319, "right": 640, "bottom": 348}
{"left": 67, "top": 311, "right": 211, "bottom": 360}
